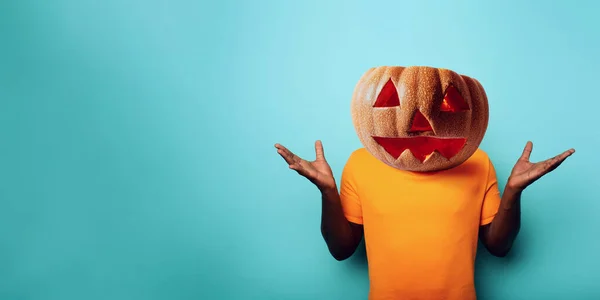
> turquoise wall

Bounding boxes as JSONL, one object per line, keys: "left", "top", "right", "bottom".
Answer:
{"left": 1, "top": 0, "right": 598, "bottom": 299}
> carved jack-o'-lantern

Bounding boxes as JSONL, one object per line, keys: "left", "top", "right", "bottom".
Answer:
{"left": 351, "top": 66, "right": 489, "bottom": 172}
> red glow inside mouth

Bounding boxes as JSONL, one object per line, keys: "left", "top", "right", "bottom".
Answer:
{"left": 372, "top": 136, "right": 467, "bottom": 162}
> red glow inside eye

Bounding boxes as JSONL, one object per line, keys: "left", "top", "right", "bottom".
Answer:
{"left": 373, "top": 79, "right": 400, "bottom": 108}
{"left": 441, "top": 85, "right": 469, "bottom": 112}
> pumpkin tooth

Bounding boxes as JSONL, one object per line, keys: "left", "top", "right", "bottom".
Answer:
{"left": 372, "top": 136, "right": 467, "bottom": 163}
{"left": 424, "top": 152, "right": 437, "bottom": 162}
{"left": 435, "top": 139, "right": 467, "bottom": 159}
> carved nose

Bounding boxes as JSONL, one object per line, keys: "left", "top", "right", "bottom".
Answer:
{"left": 409, "top": 110, "right": 433, "bottom": 133}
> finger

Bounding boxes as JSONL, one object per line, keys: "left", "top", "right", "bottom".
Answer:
{"left": 277, "top": 149, "right": 295, "bottom": 165}
{"left": 315, "top": 140, "right": 325, "bottom": 160}
{"left": 275, "top": 143, "right": 295, "bottom": 159}
{"left": 558, "top": 148, "right": 576, "bottom": 160}
{"left": 519, "top": 141, "right": 533, "bottom": 161}
{"left": 549, "top": 149, "right": 575, "bottom": 166}
{"left": 276, "top": 145, "right": 299, "bottom": 165}
{"left": 274, "top": 143, "right": 289, "bottom": 152}
{"left": 540, "top": 148, "right": 575, "bottom": 173}
{"left": 284, "top": 147, "right": 302, "bottom": 164}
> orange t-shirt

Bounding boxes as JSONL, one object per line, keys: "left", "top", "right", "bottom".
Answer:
{"left": 339, "top": 148, "right": 501, "bottom": 300}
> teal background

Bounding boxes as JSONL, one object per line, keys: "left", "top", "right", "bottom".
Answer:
{"left": 1, "top": 0, "right": 598, "bottom": 299}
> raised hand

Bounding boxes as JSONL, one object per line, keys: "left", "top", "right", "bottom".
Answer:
{"left": 274, "top": 140, "right": 336, "bottom": 191}
{"left": 507, "top": 141, "right": 575, "bottom": 191}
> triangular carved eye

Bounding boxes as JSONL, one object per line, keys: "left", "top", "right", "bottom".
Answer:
{"left": 441, "top": 85, "right": 470, "bottom": 112}
{"left": 373, "top": 79, "right": 400, "bottom": 107}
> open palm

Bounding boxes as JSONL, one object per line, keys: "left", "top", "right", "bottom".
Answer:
{"left": 275, "top": 140, "right": 336, "bottom": 191}
{"left": 507, "top": 141, "right": 575, "bottom": 191}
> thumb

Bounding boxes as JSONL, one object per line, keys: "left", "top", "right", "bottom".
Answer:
{"left": 519, "top": 141, "right": 533, "bottom": 161}
{"left": 315, "top": 140, "right": 326, "bottom": 160}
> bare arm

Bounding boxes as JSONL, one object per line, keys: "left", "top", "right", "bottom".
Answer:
{"left": 275, "top": 141, "right": 363, "bottom": 261}
{"left": 479, "top": 186, "right": 521, "bottom": 257}
{"left": 320, "top": 187, "right": 363, "bottom": 260}
{"left": 480, "top": 141, "right": 574, "bottom": 257}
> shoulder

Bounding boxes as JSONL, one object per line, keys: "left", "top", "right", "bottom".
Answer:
{"left": 346, "top": 148, "right": 377, "bottom": 166}
{"left": 343, "top": 148, "right": 375, "bottom": 173}
{"left": 462, "top": 148, "right": 497, "bottom": 176}
{"left": 348, "top": 147, "right": 370, "bottom": 160}
{"left": 468, "top": 148, "right": 493, "bottom": 165}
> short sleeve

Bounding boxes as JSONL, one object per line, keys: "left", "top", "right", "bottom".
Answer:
{"left": 339, "top": 152, "right": 363, "bottom": 225}
{"left": 480, "top": 158, "right": 502, "bottom": 225}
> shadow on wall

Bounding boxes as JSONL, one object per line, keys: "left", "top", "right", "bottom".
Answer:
{"left": 474, "top": 219, "right": 531, "bottom": 299}
{"left": 347, "top": 238, "right": 526, "bottom": 266}
{"left": 348, "top": 240, "right": 368, "bottom": 269}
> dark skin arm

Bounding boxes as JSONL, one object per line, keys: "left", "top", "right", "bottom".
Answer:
{"left": 479, "top": 141, "right": 575, "bottom": 257}
{"left": 321, "top": 187, "right": 364, "bottom": 260}
{"left": 275, "top": 141, "right": 363, "bottom": 261}
{"left": 479, "top": 188, "right": 521, "bottom": 257}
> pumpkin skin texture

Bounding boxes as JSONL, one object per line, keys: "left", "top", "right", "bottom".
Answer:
{"left": 350, "top": 66, "right": 489, "bottom": 172}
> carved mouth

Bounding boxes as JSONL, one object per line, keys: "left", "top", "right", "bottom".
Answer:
{"left": 372, "top": 136, "right": 467, "bottom": 162}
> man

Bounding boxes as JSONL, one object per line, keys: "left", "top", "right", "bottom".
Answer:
{"left": 274, "top": 140, "right": 574, "bottom": 299}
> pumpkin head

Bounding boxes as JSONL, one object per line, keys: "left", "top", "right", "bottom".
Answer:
{"left": 350, "top": 66, "right": 489, "bottom": 172}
